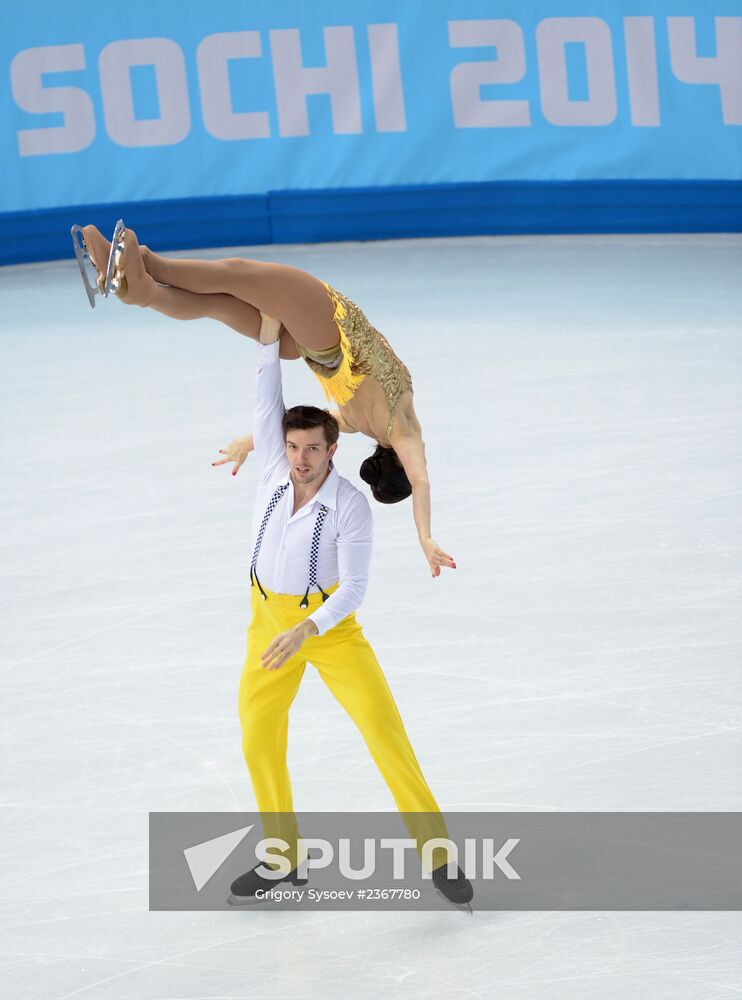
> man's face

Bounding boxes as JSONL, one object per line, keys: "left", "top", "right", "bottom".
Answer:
{"left": 285, "top": 428, "right": 337, "bottom": 487}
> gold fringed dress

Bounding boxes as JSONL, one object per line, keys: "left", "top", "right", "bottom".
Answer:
{"left": 294, "top": 283, "right": 413, "bottom": 438}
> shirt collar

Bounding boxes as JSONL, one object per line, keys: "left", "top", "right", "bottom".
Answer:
{"left": 277, "top": 461, "right": 339, "bottom": 511}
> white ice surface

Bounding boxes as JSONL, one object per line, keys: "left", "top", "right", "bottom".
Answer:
{"left": 1, "top": 234, "right": 741, "bottom": 998}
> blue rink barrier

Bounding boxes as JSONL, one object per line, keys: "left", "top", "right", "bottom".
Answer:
{"left": 1, "top": 179, "right": 741, "bottom": 265}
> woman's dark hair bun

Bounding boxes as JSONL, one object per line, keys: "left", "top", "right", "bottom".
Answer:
{"left": 359, "top": 454, "right": 382, "bottom": 485}
{"left": 359, "top": 446, "right": 412, "bottom": 505}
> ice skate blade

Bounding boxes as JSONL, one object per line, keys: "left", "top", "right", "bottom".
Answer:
{"left": 70, "top": 225, "right": 99, "bottom": 309}
{"left": 103, "top": 219, "right": 126, "bottom": 298}
{"left": 434, "top": 887, "right": 474, "bottom": 914}
{"left": 226, "top": 892, "right": 268, "bottom": 907}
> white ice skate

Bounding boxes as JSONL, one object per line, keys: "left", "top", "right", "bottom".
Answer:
{"left": 70, "top": 224, "right": 105, "bottom": 308}
{"left": 103, "top": 218, "right": 126, "bottom": 298}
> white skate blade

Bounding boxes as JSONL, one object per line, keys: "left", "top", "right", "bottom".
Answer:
{"left": 70, "top": 225, "right": 99, "bottom": 309}
{"left": 103, "top": 219, "right": 125, "bottom": 298}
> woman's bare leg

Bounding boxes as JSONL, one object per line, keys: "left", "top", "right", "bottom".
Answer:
{"left": 80, "top": 225, "right": 299, "bottom": 358}
{"left": 127, "top": 284, "right": 300, "bottom": 358}
{"left": 140, "top": 243, "right": 340, "bottom": 352}
{"left": 131, "top": 282, "right": 302, "bottom": 359}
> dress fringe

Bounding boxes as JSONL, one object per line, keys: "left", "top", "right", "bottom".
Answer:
{"left": 313, "top": 283, "right": 366, "bottom": 406}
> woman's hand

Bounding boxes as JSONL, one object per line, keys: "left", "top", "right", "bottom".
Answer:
{"left": 421, "top": 538, "right": 457, "bottom": 578}
{"left": 212, "top": 434, "right": 254, "bottom": 476}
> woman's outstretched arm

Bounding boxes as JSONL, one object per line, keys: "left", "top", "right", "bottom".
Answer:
{"left": 393, "top": 434, "right": 457, "bottom": 578}
{"left": 215, "top": 407, "right": 357, "bottom": 476}
{"left": 212, "top": 433, "right": 254, "bottom": 475}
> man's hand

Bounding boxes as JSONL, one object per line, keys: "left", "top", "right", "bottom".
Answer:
{"left": 212, "top": 435, "right": 254, "bottom": 476}
{"left": 259, "top": 312, "right": 282, "bottom": 345}
{"left": 261, "top": 620, "right": 319, "bottom": 671}
{"left": 421, "top": 538, "right": 457, "bottom": 578}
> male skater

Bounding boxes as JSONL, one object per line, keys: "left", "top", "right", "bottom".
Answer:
{"left": 229, "top": 313, "right": 473, "bottom": 910}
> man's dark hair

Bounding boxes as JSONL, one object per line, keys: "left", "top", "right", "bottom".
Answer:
{"left": 282, "top": 406, "right": 339, "bottom": 447}
{"left": 359, "top": 445, "right": 412, "bottom": 504}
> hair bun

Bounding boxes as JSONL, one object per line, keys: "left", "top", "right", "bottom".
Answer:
{"left": 358, "top": 446, "right": 412, "bottom": 504}
{"left": 359, "top": 455, "right": 381, "bottom": 485}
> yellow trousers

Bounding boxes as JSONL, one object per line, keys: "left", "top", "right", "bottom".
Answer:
{"left": 238, "top": 585, "right": 450, "bottom": 872}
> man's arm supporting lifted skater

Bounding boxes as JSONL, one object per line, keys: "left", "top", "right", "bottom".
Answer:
{"left": 252, "top": 314, "right": 291, "bottom": 484}
{"left": 252, "top": 313, "right": 374, "bottom": 671}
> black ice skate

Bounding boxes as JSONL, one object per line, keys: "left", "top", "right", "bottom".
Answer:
{"left": 227, "top": 863, "right": 308, "bottom": 906}
{"left": 432, "top": 862, "right": 474, "bottom": 914}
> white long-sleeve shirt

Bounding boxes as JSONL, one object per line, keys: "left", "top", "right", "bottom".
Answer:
{"left": 249, "top": 340, "right": 373, "bottom": 636}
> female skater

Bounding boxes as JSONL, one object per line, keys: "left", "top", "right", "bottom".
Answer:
{"left": 79, "top": 224, "right": 456, "bottom": 578}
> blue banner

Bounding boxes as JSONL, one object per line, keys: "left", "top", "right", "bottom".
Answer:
{"left": 2, "top": 0, "right": 741, "bottom": 214}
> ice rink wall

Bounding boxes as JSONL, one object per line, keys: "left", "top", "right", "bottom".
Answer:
{"left": 2, "top": 0, "right": 741, "bottom": 263}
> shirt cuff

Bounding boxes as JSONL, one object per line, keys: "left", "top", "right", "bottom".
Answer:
{"left": 307, "top": 607, "right": 333, "bottom": 638}
{"left": 256, "top": 340, "right": 280, "bottom": 362}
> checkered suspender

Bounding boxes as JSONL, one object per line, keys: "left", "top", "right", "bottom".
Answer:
{"left": 250, "top": 485, "right": 331, "bottom": 608}
{"left": 250, "top": 482, "right": 289, "bottom": 600}
{"left": 300, "top": 504, "right": 330, "bottom": 609}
